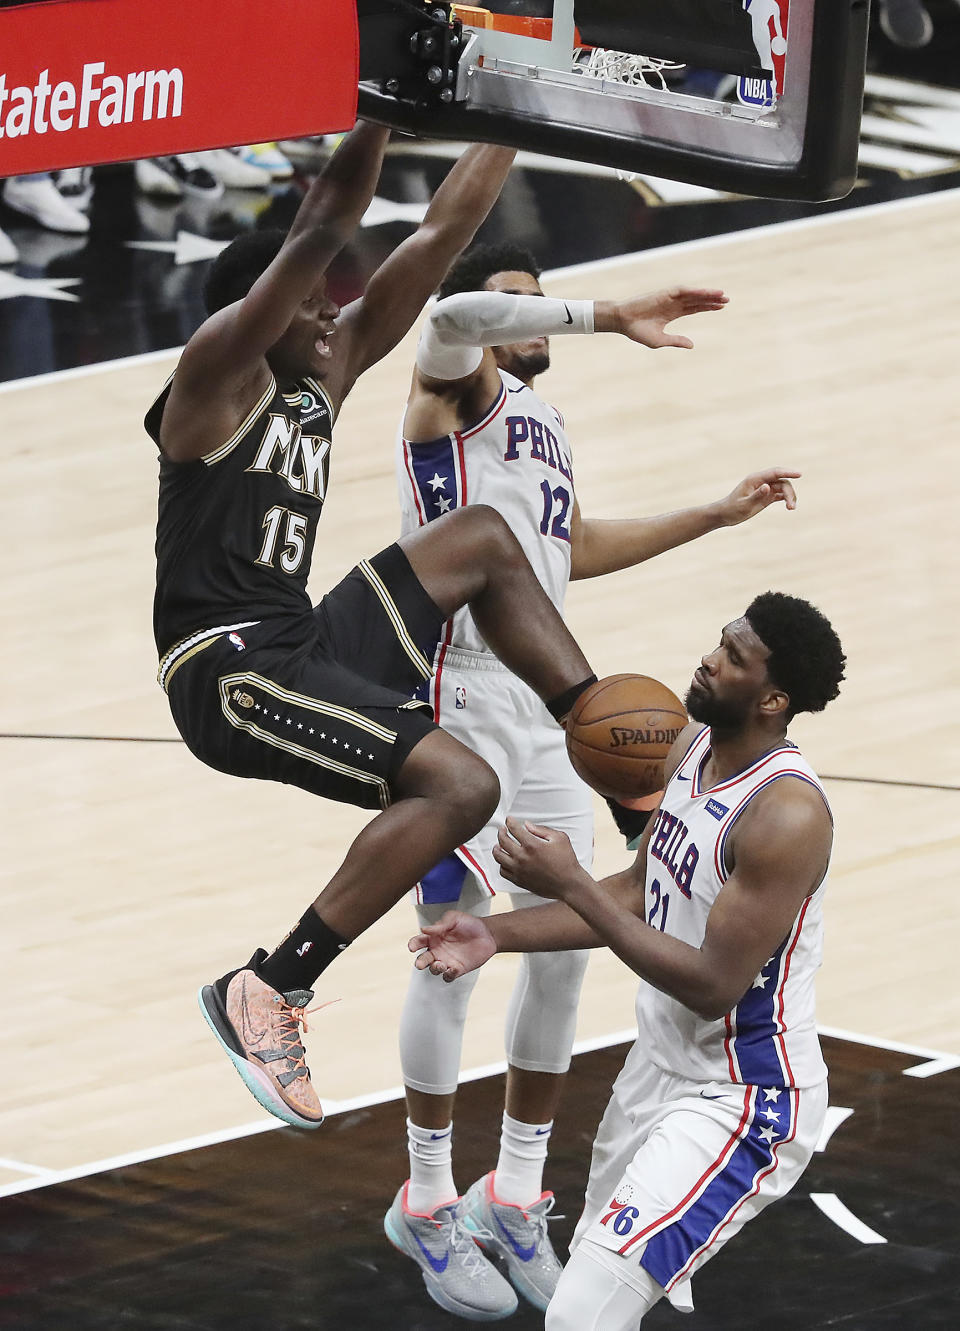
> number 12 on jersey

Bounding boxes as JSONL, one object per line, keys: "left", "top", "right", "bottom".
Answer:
{"left": 539, "top": 481, "right": 571, "bottom": 542}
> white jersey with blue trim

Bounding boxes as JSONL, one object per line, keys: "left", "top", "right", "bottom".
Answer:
{"left": 397, "top": 369, "right": 574, "bottom": 657}
{"left": 630, "top": 726, "right": 831, "bottom": 1091}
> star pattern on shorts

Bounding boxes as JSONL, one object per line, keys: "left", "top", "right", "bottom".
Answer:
{"left": 255, "top": 708, "right": 377, "bottom": 765}
{"left": 763, "top": 1087, "right": 782, "bottom": 1103}
{"left": 427, "top": 473, "right": 448, "bottom": 492}
{"left": 436, "top": 495, "right": 454, "bottom": 514}
{"left": 758, "top": 1124, "right": 779, "bottom": 1144}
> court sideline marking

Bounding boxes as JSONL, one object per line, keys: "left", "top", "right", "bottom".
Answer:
{"left": 0, "top": 1026, "right": 954, "bottom": 1201}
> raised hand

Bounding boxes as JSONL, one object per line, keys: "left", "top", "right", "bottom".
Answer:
{"left": 601, "top": 287, "right": 728, "bottom": 350}
{"left": 717, "top": 468, "right": 800, "bottom": 525}
{"left": 408, "top": 910, "right": 497, "bottom": 983}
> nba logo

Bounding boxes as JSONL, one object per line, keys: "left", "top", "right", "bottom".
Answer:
{"left": 228, "top": 633, "right": 246, "bottom": 651}
{"left": 738, "top": 0, "right": 789, "bottom": 109}
{"left": 455, "top": 686, "right": 467, "bottom": 709}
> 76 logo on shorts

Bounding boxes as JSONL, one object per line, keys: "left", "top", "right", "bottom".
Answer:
{"left": 600, "top": 1194, "right": 641, "bottom": 1236}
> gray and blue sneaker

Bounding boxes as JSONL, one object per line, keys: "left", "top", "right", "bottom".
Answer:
{"left": 460, "top": 1172, "right": 563, "bottom": 1312}
{"left": 384, "top": 1182, "right": 519, "bottom": 1322}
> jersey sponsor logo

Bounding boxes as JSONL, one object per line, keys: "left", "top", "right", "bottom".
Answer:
{"left": 299, "top": 389, "right": 329, "bottom": 426}
{"left": 247, "top": 414, "right": 331, "bottom": 501}
{"left": 611, "top": 726, "right": 684, "bottom": 750}
{"left": 705, "top": 797, "right": 729, "bottom": 820}
{"left": 649, "top": 808, "right": 699, "bottom": 898}
{"left": 0, "top": 61, "right": 183, "bottom": 143}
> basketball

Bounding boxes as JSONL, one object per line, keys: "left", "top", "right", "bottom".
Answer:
{"left": 565, "top": 674, "right": 688, "bottom": 800}
{"left": 771, "top": 35, "right": 787, "bottom": 56}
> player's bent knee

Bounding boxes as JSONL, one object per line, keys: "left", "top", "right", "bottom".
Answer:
{"left": 544, "top": 1247, "right": 661, "bottom": 1331}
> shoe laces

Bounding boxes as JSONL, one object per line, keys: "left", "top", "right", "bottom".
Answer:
{"left": 271, "top": 995, "right": 338, "bottom": 1072}
{"left": 445, "top": 1214, "right": 497, "bottom": 1277}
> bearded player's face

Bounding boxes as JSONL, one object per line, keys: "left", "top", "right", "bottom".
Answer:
{"left": 484, "top": 270, "right": 551, "bottom": 383}
{"left": 684, "top": 618, "right": 775, "bottom": 729}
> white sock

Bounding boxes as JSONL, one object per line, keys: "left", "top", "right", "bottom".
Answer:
{"left": 493, "top": 1111, "right": 552, "bottom": 1206}
{"left": 406, "top": 1119, "right": 457, "bottom": 1215}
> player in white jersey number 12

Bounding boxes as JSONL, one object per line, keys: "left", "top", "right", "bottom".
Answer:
{"left": 411, "top": 592, "right": 846, "bottom": 1329}
{"left": 388, "top": 240, "right": 806, "bottom": 1320}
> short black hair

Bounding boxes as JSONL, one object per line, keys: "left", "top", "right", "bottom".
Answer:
{"left": 438, "top": 242, "right": 542, "bottom": 300}
{"left": 203, "top": 228, "right": 288, "bottom": 314}
{"left": 745, "top": 592, "right": 846, "bottom": 719}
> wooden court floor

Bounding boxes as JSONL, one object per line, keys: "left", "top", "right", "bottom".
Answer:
{"left": 1, "top": 188, "right": 959, "bottom": 1195}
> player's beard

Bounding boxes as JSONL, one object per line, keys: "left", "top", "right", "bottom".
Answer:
{"left": 684, "top": 684, "right": 748, "bottom": 731}
{"left": 509, "top": 345, "right": 550, "bottom": 381}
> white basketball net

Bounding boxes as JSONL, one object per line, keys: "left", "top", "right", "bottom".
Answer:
{"left": 575, "top": 46, "right": 685, "bottom": 92}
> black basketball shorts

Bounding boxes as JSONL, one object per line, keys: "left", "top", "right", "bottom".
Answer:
{"left": 161, "top": 545, "right": 443, "bottom": 810}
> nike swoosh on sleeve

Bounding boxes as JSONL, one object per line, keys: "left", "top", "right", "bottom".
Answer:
{"left": 562, "top": 304, "right": 573, "bottom": 325}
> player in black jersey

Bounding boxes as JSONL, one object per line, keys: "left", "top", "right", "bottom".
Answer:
{"left": 146, "top": 122, "right": 599, "bottom": 1131}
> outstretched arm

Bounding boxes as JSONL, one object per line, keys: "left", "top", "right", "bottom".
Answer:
{"left": 334, "top": 142, "right": 517, "bottom": 392}
{"left": 408, "top": 861, "right": 645, "bottom": 983}
{"left": 404, "top": 284, "right": 729, "bottom": 440}
{"left": 493, "top": 774, "right": 831, "bottom": 1020}
{"left": 180, "top": 123, "right": 390, "bottom": 381}
{"left": 569, "top": 468, "right": 800, "bottom": 580}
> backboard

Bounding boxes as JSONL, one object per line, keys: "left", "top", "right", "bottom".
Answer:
{"left": 358, "top": 0, "right": 870, "bottom": 202}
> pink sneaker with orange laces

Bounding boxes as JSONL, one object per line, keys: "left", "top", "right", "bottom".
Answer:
{"left": 199, "top": 950, "right": 325, "bottom": 1128}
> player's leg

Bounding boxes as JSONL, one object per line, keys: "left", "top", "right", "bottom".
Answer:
{"left": 571, "top": 1061, "right": 829, "bottom": 1319}
{"left": 390, "top": 881, "right": 518, "bottom": 1320}
{"left": 399, "top": 505, "right": 595, "bottom": 716}
{"left": 460, "top": 714, "right": 593, "bottom": 1310}
{"left": 545, "top": 1247, "right": 664, "bottom": 1331}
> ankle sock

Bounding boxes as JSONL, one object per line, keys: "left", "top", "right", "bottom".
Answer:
{"left": 258, "top": 908, "right": 351, "bottom": 993}
{"left": 493, "top": 1112, "right": 552, "bottom": 1206}
{"left": 406, "top": 1119, "right": 457, "bottom": 1214}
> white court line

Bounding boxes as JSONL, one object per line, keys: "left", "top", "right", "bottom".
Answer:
{"left": 0, "top": 346, "right": 179, "bottom": 396}
{"left": 0, "top": 1157, "right": 58, "bottom": 1178}
{"left": 809, "top": 1193, "right": 888, "bottom": 1245}
{"left": 814, "top": 1106, "right": 854, "bottom": 1154}
{"left": 2, "top": 185, "right": 960, "bottom": 398}
{"left": 818, "top": 1024, "right": 960, "bottom": 1065}
{"left": 902, "top": 1054, "right": 960, "bottom": 1079}
{"left": 0, "top": 1024, "right": 951, "bottom": 1202}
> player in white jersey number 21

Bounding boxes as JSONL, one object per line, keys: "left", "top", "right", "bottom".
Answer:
{"left": 387, "top": 241, "right": 806, "bottom": 1320}
{"left": 411, "top": 592, "right": 846, "bottom": 1329}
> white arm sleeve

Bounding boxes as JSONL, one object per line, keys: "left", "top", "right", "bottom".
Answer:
{"left": 416, "top": 291, "right": 595, "bottom": 380}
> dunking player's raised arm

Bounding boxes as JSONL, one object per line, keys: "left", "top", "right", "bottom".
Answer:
{"left": 185, "top": 122, "right": 389, "bottom": 373}
{"left": 158, "top": 122, "right": 391, "bottom": 461}
{"left": 331, "top": 143, "right": 518, "bottom": 396}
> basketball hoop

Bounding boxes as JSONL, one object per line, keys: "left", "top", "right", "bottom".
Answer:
{"left": 574, "top": 46, "right": 684, "bottom": 93}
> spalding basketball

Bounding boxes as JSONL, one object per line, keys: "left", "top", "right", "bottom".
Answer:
{"left": 565, "top": 674, "right": 688, "bottom": 800}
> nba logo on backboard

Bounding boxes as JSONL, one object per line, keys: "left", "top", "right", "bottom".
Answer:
{"left": 455, "top": 686, "right": 467, "bottom": 709}
{"left": 738, "top": 0, "right": 789, "bottom": 109}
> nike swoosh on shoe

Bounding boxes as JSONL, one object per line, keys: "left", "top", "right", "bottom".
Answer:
{"left": 495, "top": 1212, "right": 538, "bottom": 1262}
{"left": 414, "top": 1230, "right": 450, "bottom": 1274}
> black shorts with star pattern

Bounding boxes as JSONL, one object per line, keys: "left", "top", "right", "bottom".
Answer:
{"left": 165, "top": 544, "right": 441, "bottom": 810}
